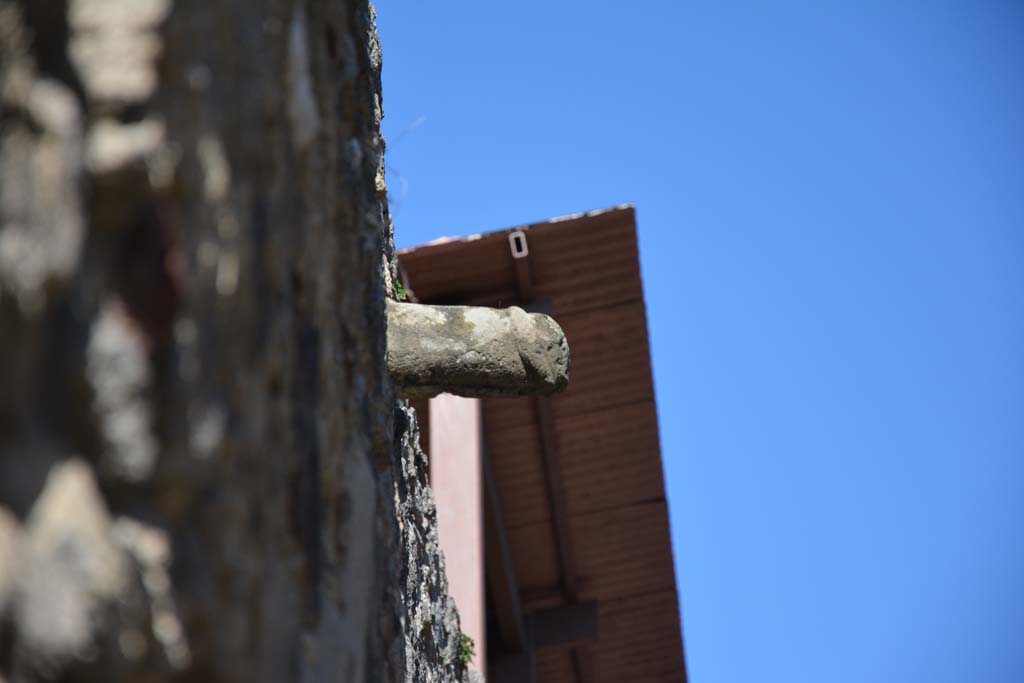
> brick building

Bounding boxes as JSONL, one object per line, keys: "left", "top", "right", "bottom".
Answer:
{"left": 400, "top": 206, "right": 688, "bottom": 683}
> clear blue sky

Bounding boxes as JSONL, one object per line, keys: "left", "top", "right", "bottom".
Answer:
{"left": 376, "top": 3, "right": 1024, "bottom": 681}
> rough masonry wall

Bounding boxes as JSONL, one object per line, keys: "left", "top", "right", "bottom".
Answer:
{"left": 0, "top": 1, "right": 466, "bottom": 681}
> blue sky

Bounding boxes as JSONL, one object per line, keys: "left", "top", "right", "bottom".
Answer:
{"left": 376, "top": 3, "right": 1024, "bottom": 681}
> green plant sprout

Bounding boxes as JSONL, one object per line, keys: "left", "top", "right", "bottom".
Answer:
{"left": 459, "top": 634, "right": 476, "bottom": 666}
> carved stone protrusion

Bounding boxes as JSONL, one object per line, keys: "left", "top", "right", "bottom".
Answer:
{"left": 386, "top": 300, "right": 570, "bottom": 399}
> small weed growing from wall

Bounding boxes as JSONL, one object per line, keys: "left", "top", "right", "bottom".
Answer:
{"left": 460, "top": 634, "right": 476, "bottom": 666}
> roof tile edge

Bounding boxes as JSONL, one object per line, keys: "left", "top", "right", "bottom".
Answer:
{"left": 396, "top": 204, "right": 635, "bottom": 256}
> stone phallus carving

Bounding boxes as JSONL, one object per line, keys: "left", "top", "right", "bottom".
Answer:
{"left": 386, "top": 300, "right": 570, "bottom": 399}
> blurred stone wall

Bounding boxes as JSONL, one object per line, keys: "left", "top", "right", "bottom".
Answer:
{"left": 0, "top": 1, "right": 466, "bottom": 681}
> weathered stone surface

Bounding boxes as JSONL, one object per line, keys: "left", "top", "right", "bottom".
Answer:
{"left": 388, "top": 299, "right": 570, "bottom": 398}
{"left": 0, "top": 29, "right": 83, "bottom": 315}
{"left": 0, "top": 1, "right": 470, "bottom": 681}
